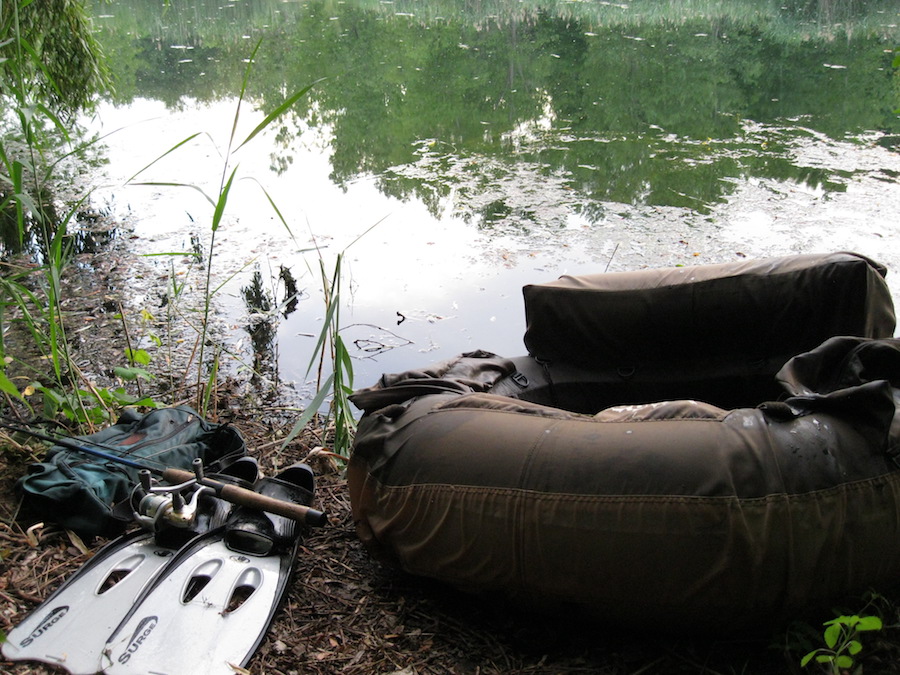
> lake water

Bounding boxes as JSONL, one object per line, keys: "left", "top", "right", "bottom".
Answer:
{"left": 82, "top": 0, "right": 900, "bottom": 406}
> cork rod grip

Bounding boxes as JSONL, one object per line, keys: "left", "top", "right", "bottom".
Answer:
{"left": 161, "top": 467, "right": 328, "bottom": 527}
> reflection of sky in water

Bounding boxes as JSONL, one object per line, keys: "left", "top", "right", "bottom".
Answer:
{"left": 86, "top": 96, "right": 900, "bottom": 403}
{"left": 87, "top": 98, "right": 591, "bottom": 396}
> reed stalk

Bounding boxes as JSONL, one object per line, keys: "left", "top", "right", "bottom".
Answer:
{"left": 126, "top": 40, "right": 317, "bottom": 416}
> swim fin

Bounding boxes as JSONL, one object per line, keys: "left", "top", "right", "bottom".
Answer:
{"left": 2, "top": 530, "right": 176, "bottom": 674}
{"left": 2, "top": 457, "right": 259, "bottom": 675}
{"left": 101, "top": 463, "right": 316, "bottom": 675}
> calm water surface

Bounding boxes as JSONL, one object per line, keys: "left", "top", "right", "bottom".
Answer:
{"left": 85, "top": 0, "right": 900, "bottom": 404}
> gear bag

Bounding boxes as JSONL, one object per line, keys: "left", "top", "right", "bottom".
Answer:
{"left": 16, "top": 406, "right": 246, "bottom": 538}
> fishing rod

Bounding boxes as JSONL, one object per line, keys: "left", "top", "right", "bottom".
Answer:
{"left": 0, "top": 421, "right": 327, "bottom": 527}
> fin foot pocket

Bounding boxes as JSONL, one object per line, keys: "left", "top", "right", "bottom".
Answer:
{"left": 223, "top": 462, "right": 316, "bottom": 556}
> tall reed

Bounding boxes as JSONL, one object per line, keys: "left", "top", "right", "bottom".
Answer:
{"left": 126, "top": 40, "right": 317, "bottom": 415}
{"left": 280, "top": 220, "right": 380, "bottom": 459}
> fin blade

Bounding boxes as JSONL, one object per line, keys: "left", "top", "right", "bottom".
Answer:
{"left": 102, "top": 537, "right": 293, "bottom": 675}
{"left": 2, "top": 532, "right": 175, "bottom": 675}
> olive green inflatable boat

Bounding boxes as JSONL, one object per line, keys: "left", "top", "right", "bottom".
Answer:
{"left": 348, "top": 252, "right": 900, "bottom": 633}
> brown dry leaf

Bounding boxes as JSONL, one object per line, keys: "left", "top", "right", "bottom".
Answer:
{"left": 65, "top": 529, "right": 90, "bottom": 555}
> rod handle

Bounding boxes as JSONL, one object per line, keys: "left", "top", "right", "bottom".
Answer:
{"left": 161, "top": 468, "right": 327, "bottom": 527}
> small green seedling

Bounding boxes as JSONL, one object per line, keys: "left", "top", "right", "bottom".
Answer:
{"left": 801, "top": 614, "right": 883, "bottom": 674}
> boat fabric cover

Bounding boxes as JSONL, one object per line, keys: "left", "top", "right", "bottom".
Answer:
{"left": 522, "top": 252, "right": 895, "bottom": 374}
{"left": 348, "top": 338, "right": 900, "bottom": 633}
{"left": 348, "top": 253, "right": 900, "bottom": 633}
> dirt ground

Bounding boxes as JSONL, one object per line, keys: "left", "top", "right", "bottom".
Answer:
{"left": 5, "top": 407, "right": 900, "bottom": 675}
{"left": 2, "top": 233, "right": 900, "bottom": 675}
{"left": 0, "top": 414, "right": 792, "bottom": 675}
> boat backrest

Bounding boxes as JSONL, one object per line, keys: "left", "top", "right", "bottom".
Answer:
{"left": 518, "top": 252, "right": 895, "bottom": 410}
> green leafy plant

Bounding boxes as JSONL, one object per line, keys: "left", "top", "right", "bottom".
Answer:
{"left": 893, "top": 47, "right": 899, "bottom": 114}
{"left": 125, "top": 39, "right": 317, "bottom": 415}
{"left": 801, "top": 614, "right": 883, "bottom": 674}
{"left": 0, "top": 0, "right": 119, "bottom": 424}
{"left": 277, "top": 252, "right": 350, "bottom": 460}
{"left": 116, "top": 350, "right": 154, "bottom": 384}
{"left": 27, "top": 381, "right": 159, "bottom": 425}
{"left": 278, "top": 220, "right": 380, "bottom": 459}
{"left": 0, "top": 357, "right": 27, "bottom": 406}
{"left": 310, "top": 250, "right": 356, "bottom": 458}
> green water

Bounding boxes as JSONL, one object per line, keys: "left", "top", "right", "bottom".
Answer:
{"left": 87, "top": 0, "right": 900, "bottom": 398}
{"left": 96, "top": 0, "right": 899, "bottom": 217}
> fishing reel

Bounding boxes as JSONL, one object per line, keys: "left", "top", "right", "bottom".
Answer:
{"left": 132, "top": 458, "right": 212, "bottom": 531}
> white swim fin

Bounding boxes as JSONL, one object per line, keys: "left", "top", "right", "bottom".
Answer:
{"left": 101, "top": 463, "right": 316, "bottom": 675}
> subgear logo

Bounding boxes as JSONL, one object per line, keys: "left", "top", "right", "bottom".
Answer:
{"left": 117, "top": 616, "right": 159, "bottom": 664}
{"left": 19, "top": 606, "right": 68, "bottom": 647}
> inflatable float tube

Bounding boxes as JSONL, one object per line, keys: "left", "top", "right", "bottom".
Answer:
{"left": 348, "top": 252, "right": 900, "bottom": 633}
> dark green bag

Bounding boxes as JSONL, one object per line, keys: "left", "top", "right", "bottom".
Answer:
{"left": 16, "top": 406, "right": 246, "bottom": 538}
